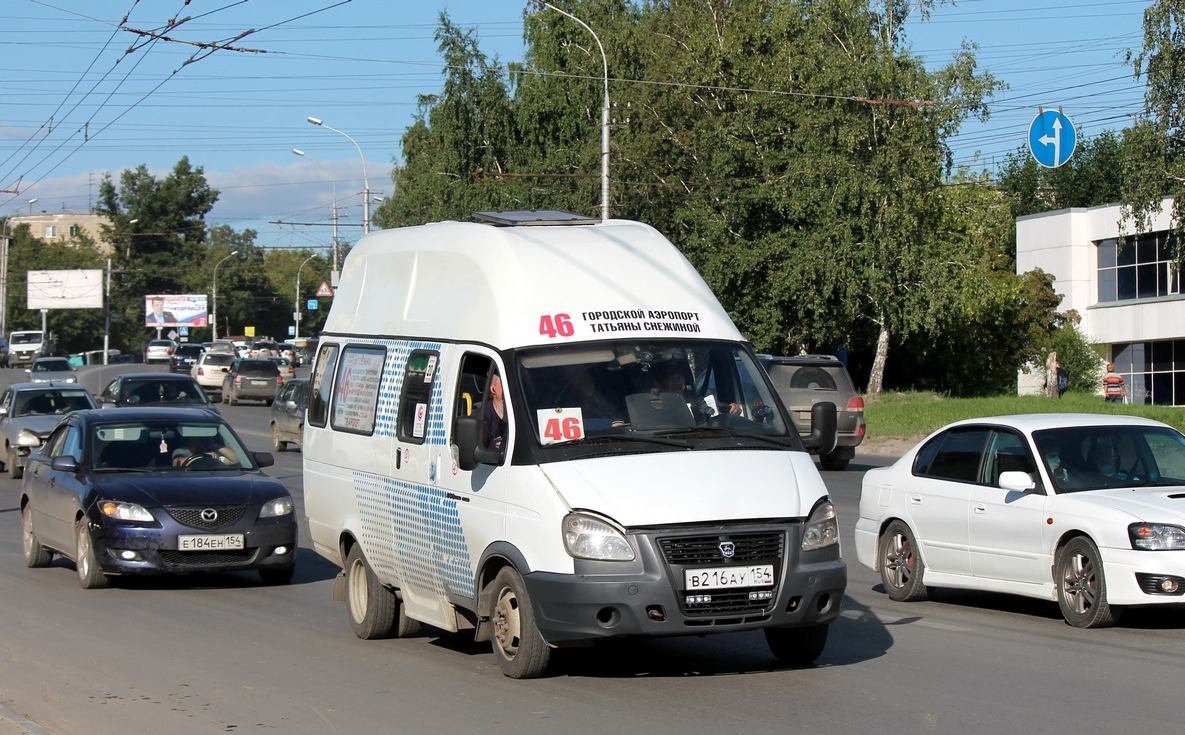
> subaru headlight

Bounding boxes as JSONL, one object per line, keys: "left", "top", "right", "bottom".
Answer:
{"left": 260, "top": 497, "right": 294, "bottom": 518}
{"left": 1129, "top": 523, "right": 1185, "bottom": 550}
{"left": 802, "top": 500, "right": 839, "bottom": 551}
{"left": 99, "top": 501, "right": 154, "bottom": 522}
{"left": 562, "top": 513, "right": 635, "bottom": 561}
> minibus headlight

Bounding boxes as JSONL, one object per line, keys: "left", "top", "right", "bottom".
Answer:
{"left": 562, "top": 513, "right": 635, "bottom": 561}
{"left": 801, "top": 500, "right": 839, "bottom": 551}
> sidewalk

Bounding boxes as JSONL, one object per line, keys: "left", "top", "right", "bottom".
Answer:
{"left": 0, "top": 703, "right": 52, "bottom": 735}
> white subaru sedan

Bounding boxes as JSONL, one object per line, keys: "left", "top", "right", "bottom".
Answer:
{"left": 855, "top": 414, "right": 1185, "bottom": 628}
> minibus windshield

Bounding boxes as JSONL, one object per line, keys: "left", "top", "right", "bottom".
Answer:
{"left": 516, "top": 341, "right": 790, "bottom": 446}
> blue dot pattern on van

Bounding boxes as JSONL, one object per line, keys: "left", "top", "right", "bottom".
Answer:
{"left": 356, "top": 472, "right": 474, "bottom": 599}
{"left": 353, "top": 338, "right": 471, "bottom": 599}
{"left": 372, "top": 339, "right": 446, "bottom": 445}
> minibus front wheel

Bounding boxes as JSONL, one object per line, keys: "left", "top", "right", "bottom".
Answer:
{"left": 489, "top": 567, "right": 550, "bottom": 679}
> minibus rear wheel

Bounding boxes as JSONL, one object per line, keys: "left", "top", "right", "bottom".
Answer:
{"left": 346, "top": 545, "right": 396, "bottom": 639}
{"left": 489, "top": 567, "right": 550, "bottom": 679}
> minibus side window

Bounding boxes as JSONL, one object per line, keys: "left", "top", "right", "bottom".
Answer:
{"left": 307, "top": 343, "right": 339, "bottom": 428}
{"left": 330, "top": 345, "right": 387, "bottom": 435}
{"left": 397, "top": 349, "right": 440, "bottom": 444}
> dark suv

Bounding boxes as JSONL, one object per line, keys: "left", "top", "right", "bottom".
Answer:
{"left": 759, "top": 355, "right": 866, "bottom": 470}
{"left": 222, "top": 359, "right": 282, "bottom": 405}
{"left": 170, "top": 344, "right": 204, "bottom": 373}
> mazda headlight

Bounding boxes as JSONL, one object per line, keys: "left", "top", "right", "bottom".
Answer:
{"left": 260, "top": 497, "right": 294, "bottom": 518}
{"left": 99, "top": 501, "right": 154, "bottom": 522}
{"left": 562, "top": 513, "right": 634, "bottom": 561}
{"left": 802, "top": 500, "right": 839, "bottom": 551}
{"left": 1129, "top": 523, "right": 1185, "bottom": 550}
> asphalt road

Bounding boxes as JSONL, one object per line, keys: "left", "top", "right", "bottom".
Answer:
{"left": 0, "top": 366, "right": 1182, "bottom": 734}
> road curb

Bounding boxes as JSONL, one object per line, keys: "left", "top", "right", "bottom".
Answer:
{"left": 0, "top": 703, "right": 53, "bottom": 735}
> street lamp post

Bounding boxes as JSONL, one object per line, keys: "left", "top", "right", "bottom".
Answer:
{"left": 306, "top": 117, "right": 371, "bottom": 234}
{"left": 541, "top": 3, "right": 610, "bottom": 221}
{"left": 211, "top": 250, "right": 240, "bottom": 342}
{"left": 294, "top": 253, "right": 317, "bottom": 341}
{"left": 1, "top": 198, "right": 38, "bottom": 340}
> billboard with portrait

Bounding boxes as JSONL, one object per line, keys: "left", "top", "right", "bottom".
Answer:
{"left": 145, "top": 294, "right": 208, "bottom": 328}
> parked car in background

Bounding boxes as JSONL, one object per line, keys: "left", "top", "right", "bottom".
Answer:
{"left": 0, "top": 336, "right": 10, "bottom": 367}
{"left": 269, "top": 378, "right": 307, "bottom": 451}
{"left": 98, "top": 373, "right": 216, "bottom": 412}
{"left": 276, "top": 343, "right": 298, "bottom": 365}
{"left": 0, "top": 381, "right": 98, "bottom": 479}
{"left": 222, "top": 359, "right": 282, "bottom": 405}
{"left": 191, "top": 351, "right": 235, "bottom": 392}
{"left": 206, "top": 340, "right": 237, "bottom": 355}
{"left": 249, "top": 340, "right": 280, "bottom": 358}
{"left": 144, "top": 339, "right": 177, "bottom": 364}
{"left": 20, "top": 407, "right": 297, "bottom": 588}
{"left": 758, "top": 354, "right": 865, "bottom": 470}
{"left": 27, "top": 356, "right": 78, "bottom": 383}
{"left": 170, "top": 344, "right": 204, "bottom": 373}
{"left": 856, "top": 413, "right": 1185, "bottom": 628}
{"left": 269, "top": 356, "right": 296, "bottom": 381}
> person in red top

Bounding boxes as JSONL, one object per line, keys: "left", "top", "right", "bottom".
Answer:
{"left": 1102, "top": 363, "right": 1126, "bottom": 403}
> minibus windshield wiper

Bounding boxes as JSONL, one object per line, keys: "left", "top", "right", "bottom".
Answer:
{"left": 654, "top": 426, "right": 793, "bottom": 448}
{"left": 561, "top": 433, "right": 692, "bottom": 449}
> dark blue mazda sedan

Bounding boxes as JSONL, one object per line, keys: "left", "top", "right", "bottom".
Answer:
{"left": 19, "top": 407, "right": 297, "bottom": 588}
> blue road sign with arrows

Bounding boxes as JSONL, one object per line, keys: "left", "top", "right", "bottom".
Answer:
{"left": 1028, "top": 110, "right": 1076, "bottom": 168}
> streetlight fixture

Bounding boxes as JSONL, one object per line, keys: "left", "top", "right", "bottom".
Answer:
{"left": 211, "top": 250, "right": 240, "bottom": 342}
{"left": 294, "top": 253, "right": 318, "bottom": 341}
{"left": 306, "top": 116, "right": 371, "bottom": 234}
{"left": 541, "top": 2, "right": 610, "bottom": 221}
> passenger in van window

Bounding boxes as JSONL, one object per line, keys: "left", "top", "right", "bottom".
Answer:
{"left": 566, "top": 368, "right": 625, "bottom": 430}
{"left": 482, "top": 372, "right": 507, "bottom": 450}
{"left": 647, "top": 361, "right": 742, "bottom": 419}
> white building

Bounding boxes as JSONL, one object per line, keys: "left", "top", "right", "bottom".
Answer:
{"left": 1016, "top": 197, "right": 1181, "bottom": 404}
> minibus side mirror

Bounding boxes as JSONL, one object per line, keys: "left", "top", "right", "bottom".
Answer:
{"left": 455, "top": 415, "right": 504, "bottom": 470}
{"left": 800, "top": 401, "right": 837, "bottom": 455}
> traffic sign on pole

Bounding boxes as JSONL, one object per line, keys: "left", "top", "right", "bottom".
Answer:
{"left": 1028, "top": 109, "right": 1076, "bottom": 168}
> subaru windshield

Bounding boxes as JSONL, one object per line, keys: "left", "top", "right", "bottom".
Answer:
{"left": 515, "top": 340, "right": 793, "bottom": 448}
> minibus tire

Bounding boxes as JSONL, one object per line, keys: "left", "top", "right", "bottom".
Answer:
{"left": 489, "top": 567, "right": 550, "bottom": 679}
{"left": 345, "top": 545, "right": 396, "bottom": 639}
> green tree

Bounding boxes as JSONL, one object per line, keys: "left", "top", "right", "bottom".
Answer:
{"left": 2, "top": 220, "right": 107, "bottom": 355}
{"left": 381, "top": 2, "right": 1035, "bottom": 397}
{"left": 996, "top": 131, "right": 1128, "bottom": 264}
{"left": 1123, "top": 0, "right": 1185, "bottom": 248}
{"left": 96, "top": 157, "right": 221, "bottom": 350}
{"left": 374, "top": 14, "right": 524, "bottom": 227}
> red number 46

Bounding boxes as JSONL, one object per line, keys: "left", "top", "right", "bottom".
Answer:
{"left": 543, "top": 416, "right": 584, "bottom": 442}
{"left": 539, "top": 313, "right": 574, "bottom": 338}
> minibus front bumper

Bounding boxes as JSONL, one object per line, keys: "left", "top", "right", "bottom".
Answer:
{"left": 522, "top": 524, "right": 846, "bottom": 644}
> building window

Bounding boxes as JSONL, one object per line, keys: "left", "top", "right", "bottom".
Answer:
{"left": 69, "top": 224, "right": 81, "bottom": 237}
{"left": 1097, "top": 232, "right": 1180, "bottom": 303}
{"left": 1112, "top": 339, "right": 1185, "bottom": 405}
{"left": 44, "top": 225, "right": 57, "bottom": 239}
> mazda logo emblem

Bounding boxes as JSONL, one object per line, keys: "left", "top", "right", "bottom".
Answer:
{"left": 201, "top": 508, "right": 219, "bottom": 522}
{"left": 719, "top": 541, "right": 736, "bottom": 558}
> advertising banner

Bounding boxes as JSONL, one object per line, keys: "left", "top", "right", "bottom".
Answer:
{"left": 145, "top": 294, "right": 208, "bottom": 328}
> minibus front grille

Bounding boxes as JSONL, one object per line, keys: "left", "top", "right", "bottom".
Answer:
{"left": 659, "top": 531, "right": 783, "bottom": 564}
{"left": 659, "top": 530, "right": 785, "bottom": 617}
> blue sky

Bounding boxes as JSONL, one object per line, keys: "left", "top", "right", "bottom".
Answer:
{"left": 0, "top": 0, "right": 1151, "bottom": 252}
